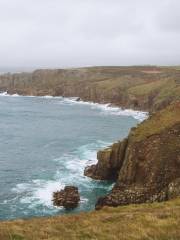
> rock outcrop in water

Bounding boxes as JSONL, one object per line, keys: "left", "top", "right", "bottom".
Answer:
{"left": 84, "top": 138, "right": 128, "bottom": 180}
{"left": 53, "top": 186, "right": 80, "bottom": 209}
{"left": 85, "top": 102, "right": 180, "bottom": 209}
{"left": 0, "top": 66, "right": 179, "bottom": 210}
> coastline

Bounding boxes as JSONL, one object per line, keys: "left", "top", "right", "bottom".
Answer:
{"left": 0, "top": 93, "right": 148, "bottom": 221}
{"left": 0, "top": 67, "right": 179, "bottom": 237}
{"left": 0, "top": 66, "right": 179, "bottom": 113}
{"left": 0, "top": 92, "right": 148, "bottom": 122}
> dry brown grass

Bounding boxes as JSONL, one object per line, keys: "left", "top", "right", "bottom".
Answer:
{"left": 0, "top": 198, "right": 180, "bottom": 240}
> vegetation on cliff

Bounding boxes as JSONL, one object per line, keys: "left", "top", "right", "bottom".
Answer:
{"left": 85, "top": 101, "right": 180, "bottom": 208}
{"left": 0, "top": 198, "right": 180, "bottom": 240}
{"left": 0, "top": 66, "right": 179, "bottom": 239}
{"left": 0, "top": 66, "right": 180, "bottom": 112}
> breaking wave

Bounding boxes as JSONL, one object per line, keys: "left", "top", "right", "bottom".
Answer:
{"left": 11, "top": 141, "right": 112, "bottom": 215}
{"left": 0, "top": 92, "right": 148, "bottom": 121}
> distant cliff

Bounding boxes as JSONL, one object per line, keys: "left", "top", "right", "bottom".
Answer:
{"left": 85, "top": 101, "right": 180, "bottom": 208}
{"left": 1, "top": 66, "right": 180, "bottom": 210}
{"left": 0, "top": 66, "right": 180, "bottom": 112}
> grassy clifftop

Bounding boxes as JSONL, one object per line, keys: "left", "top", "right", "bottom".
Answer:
{"left": 131, "top": 101, "right": 180, "bottom": 141}
{"left": 0, "top": 198, "right": 180, "bottom": 240}
{"left": 0, "top": 66, "right": 180, "bottom": 111}
{"left": 85, "top": 101, "right": 180, "bottom": 208}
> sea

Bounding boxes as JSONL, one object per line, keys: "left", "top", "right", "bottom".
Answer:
{"left": 0, "top": 92, "right": 148, "bottom": 220}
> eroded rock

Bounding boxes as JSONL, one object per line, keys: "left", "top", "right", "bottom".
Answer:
{"left": 84, "top": 138, "right": 128, "bottom": 180}
{"left": 85, "top": 102, "right": 180, "bottom": 209}
{"left": 53, "top": 186, "right": 80, "bottom": 209}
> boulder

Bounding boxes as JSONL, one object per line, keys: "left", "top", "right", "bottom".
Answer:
{"left": 53, "top": 186, "right": 80, "bottom": 209}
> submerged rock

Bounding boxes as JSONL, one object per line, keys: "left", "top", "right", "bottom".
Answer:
{"left": 53, "top": 186, "right": 80, "bottom": 209}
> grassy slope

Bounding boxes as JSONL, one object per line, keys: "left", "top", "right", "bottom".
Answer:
{"left": 132, "top": 101, "right": 180, "bottom": 141}
{"left": 0, "top": 198, "right": 180, "bottom": 240}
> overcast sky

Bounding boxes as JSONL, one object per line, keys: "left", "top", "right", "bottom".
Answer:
{"left": 0, "top": 0, "right": 180, "bottom": 70}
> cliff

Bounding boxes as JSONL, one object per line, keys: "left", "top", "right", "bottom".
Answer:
{"left": 1, "top": 66, "right": 180, "bottom": 209}
{"left": 85, "top": 101, "right": 180, "bottom": 209}
{"left": 0, "top": 66, "right": 180, "bottom": 238}
{"left": 0, "top": 66, "right": 180, "bottom": 112}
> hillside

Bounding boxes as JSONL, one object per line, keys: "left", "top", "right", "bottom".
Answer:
{"left": 0, "top": 198, "right": 180, "bottom": 240}
{"left": 85, "top": 101, "right": 180, "bottom": 208}
{"left": 0, "top": 66, "right": 180, "bottom": 112}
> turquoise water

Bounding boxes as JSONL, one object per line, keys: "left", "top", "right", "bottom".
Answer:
{"left": 0, "top": 94, "right": 147, "bottom": 220}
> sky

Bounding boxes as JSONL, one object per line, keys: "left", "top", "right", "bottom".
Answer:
{"left": 0, "top": 0, "right": 180, "bottom": 70}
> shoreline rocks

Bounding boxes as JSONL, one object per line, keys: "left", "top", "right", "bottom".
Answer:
{"left": 84, "top": 138, "right": 128, "bottom": 180}
{"left": 85, "top": 102, "right": 180, "bottom": 209}
{"left": 53, "top": 186, "right": 80, "bottom": 209}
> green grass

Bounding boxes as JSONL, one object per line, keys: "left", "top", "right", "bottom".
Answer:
{"left": 132, "top": 101, "right": 180, "bottom": 141}
{"left": 0, "top": 198, "right": 180, "bottom": 240}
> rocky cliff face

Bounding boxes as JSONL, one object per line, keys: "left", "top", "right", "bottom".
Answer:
{"left": 0, "top": 66, "right": 180, "bottom": 209}
{"left": 0, "top": 66, "right": 180, "bottom": 112}
{"left": 85, "top": 102, "right": 180, "bottom": 209}
{"left": 84, "top": 138, "right": 128, "bottom": 180}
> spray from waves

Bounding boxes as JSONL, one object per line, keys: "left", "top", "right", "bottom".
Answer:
{"left": 0, "top": 91, "right": 63, "bottom": 99}
{"left": 0, "top": 91, "right": 20, "bottom": 97}
{"left": 13, "top": 180, "right": 64, "bottom": 208}
{"left": 0, "top": 92, "right": 148, "bottom": 121}
{"left": 12, "top": 140, "right": 111, "bottom": 212}
{"left": 60, "top": 98, "right": 148, "bottom": 122}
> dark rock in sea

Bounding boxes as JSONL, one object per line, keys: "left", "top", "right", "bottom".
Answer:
{"left": 76, "top": 97, "right": 81, "bottom": 101}
{"left": 53, "top": 186, "right": 80, "bottom": 209}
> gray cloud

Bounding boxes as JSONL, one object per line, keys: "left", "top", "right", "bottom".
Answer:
{"left": 0, "top": 0, "right": 179, "bottom": 70}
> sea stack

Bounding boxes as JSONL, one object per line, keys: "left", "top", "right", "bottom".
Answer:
{"left": 53, "top": 186, "right": 80, "bottom": 209}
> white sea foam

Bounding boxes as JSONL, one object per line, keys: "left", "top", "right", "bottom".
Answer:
{"left": 13, "top": 180, "right": 64, "bottom": 208}
{"left": 58, "top": 97, "right": 148, "bottom": 121}
{"left": 32, "top": 180, "right": 64, "bottom": 207}
{"left": 0, "top": 92, "right": 148, "bottom": 121}
{"left": 0, "top": 92, "right": 21, "bottom": 97}
{"left": 0, "top": 92, "right": 62, "bottom": 99}
{"left": 56, "top": 140, "right": 110, "bottom": 174}
{"left": 12, "top": 141, "right": 110, "bottom": 210}
{"left": 0, "top": 91, "right": 10, "bottom": 96}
